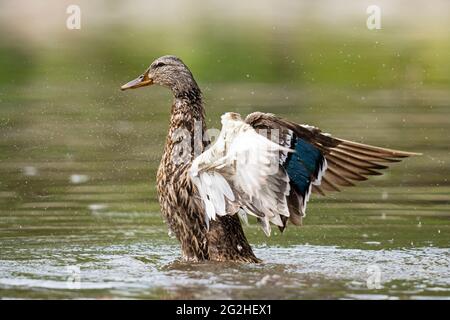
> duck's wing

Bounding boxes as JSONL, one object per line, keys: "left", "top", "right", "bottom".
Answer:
{"left": 189, "top": 113, "right": 293, "bottom": 236}
{"left": 245, "top": 112, "right": 420, "bottom": 230}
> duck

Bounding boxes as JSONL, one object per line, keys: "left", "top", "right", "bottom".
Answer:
{"left": 121, "top": 55, "right": 419, "bottom": 263}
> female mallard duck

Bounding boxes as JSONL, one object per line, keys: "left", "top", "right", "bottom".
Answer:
{"left": 121, "top": 55, "right": 419, "bottom": 263}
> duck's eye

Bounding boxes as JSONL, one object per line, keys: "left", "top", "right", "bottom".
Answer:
{"left": 154, "top": 62, "right": 166, "bottom": 68}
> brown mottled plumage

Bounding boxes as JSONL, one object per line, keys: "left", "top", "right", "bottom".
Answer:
{"left": 121, "top": 55, "right": 419, "bottom": 263}
{"left": 122, "top": 56, "right": 258, "bottom": 262}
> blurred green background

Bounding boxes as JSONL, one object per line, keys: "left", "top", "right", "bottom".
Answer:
{"left": 1, "top": 1, "right": 449, "bottom": 86}
{"left": 0, "top": 0, "right": 449, "bottom": 299}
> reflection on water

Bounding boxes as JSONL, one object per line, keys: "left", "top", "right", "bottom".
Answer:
{"left": 0, "top": 84, "right": 449, "bottom": 299}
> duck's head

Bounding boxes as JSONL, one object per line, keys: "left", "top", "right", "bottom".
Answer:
{"left": 121, "top": 55, "right": 200, "bottom": 98}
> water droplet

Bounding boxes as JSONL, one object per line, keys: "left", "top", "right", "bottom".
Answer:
{"left": 168, "top": 229, "right": 176, "bottom": 239}
{"left": 22, "top": 166, "right": 38, "bottom": 177}
{"left": 70, "top": 174, "right": 89, "bottom": 184}
{"left": 88, "top": 204, "right": 107, "bottom": 211}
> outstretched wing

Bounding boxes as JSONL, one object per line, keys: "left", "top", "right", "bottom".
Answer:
{"left": 245, "top": 112, "right": 420, "bottom": 230}
{"left": 189, "top": 112, "right": 292, "bottom": 236}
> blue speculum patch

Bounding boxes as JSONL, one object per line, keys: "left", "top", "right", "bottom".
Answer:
{"left": 284, "top": 137, "right": 324, "bottom": 195}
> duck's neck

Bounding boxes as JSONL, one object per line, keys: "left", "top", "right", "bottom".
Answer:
{"left": 157, "top": 87, "right": 210, "bottom": 261}
{"left": 164, "top": 87, "right": 207, "bottom": 169}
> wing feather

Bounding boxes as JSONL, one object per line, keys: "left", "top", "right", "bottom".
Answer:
{"left": 245, "top": 112, "right": 420, "bottom": 230}
{"left": 189, "top": 112, "right": 292, "bottom": 235}
{"left": 191, "top": 111, "right": 420, "bottom": 235}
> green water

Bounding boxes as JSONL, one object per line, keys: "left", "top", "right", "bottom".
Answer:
{"left": 0, "top": 82, "right": 449, "bottom": 299}
{"left": 0, "top": 0, "right": 449, "bottom": 298}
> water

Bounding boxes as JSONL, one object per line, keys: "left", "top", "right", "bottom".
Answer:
{"left": 1, "top": 83, "right": 449, "bottom": 299}
{"left": 1, "top": 241, "right": 449, "bottom": 299}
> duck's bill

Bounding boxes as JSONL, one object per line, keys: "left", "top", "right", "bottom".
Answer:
{"left": 120, "top": 74, "right": 153, "bottom": 91}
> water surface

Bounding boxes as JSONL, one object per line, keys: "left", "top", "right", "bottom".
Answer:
{"left": 0, "top": 84, "right": 449, "bottom": 299}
